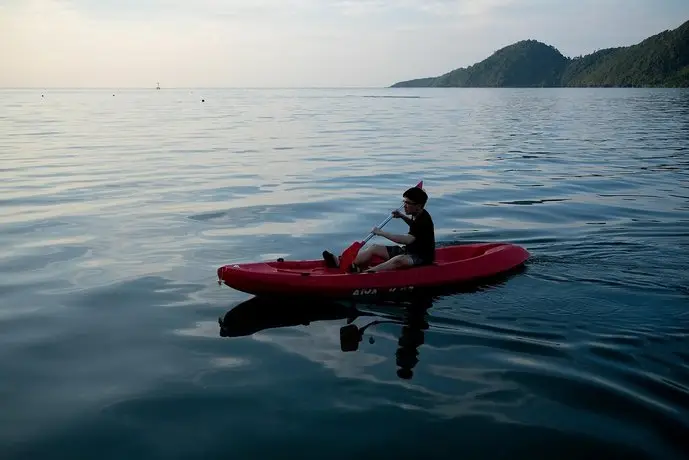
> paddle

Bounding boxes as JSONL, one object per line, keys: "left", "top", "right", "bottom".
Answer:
{"left": 337, "top": 180, "right": 423, "bottom": 272}
{"left": 340, "top": 319, "right": 400, "bottom": 351}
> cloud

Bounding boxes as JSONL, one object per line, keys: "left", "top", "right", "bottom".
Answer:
{"left": 3, "top": 0, "right": 306, "bottom": 87}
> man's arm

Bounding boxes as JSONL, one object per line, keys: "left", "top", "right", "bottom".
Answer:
{"left": 399, "top": 215, "right": 413, "bottom": 226}
{"left": 391, "top": 210, "right": 413, "bottom": 226}
{"left": 376, "top": 230, "right": 415, "bottom": 245}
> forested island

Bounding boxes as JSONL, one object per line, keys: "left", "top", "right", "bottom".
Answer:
{"left": 391, "top": 19, "right": 688, "bottom": 88}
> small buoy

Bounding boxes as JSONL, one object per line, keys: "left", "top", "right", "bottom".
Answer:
{"left": 369, "top": 336, "right": 375, "bottom": 344}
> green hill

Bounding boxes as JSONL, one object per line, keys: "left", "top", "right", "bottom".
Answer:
{"left": 390, "top": 19, "right": 689, "bottom": 88}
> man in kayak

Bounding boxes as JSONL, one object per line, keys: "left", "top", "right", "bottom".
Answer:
{"left": 323, "top": 186, "right": 435, "bottom": 273}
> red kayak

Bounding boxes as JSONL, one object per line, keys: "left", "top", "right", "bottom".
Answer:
{"left": 217, "top": 242, "right": 529, "bottom": 298}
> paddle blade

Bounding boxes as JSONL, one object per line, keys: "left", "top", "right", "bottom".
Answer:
{"left": 340, "top": 324, "right": 362, "bottom": 352}
{"left": 338, "top": 241, "right": 364, "bottom": 272}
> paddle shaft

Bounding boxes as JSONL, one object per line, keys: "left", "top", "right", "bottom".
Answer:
{"left": 362, "top": 204, "right": 404, "bottom": 244}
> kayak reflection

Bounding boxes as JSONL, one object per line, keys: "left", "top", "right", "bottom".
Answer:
{"left": 218, "top": 294, "right": 435, "bottom": 381}
{"left": 217, "top": 296, "right": 373, "bottom": 338}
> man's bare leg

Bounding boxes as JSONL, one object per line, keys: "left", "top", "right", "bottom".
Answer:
{"left": 365, "top": 254, "right": 413, "bottom": 273}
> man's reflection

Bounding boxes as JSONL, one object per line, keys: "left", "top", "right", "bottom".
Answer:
{"left": 338, "top": 296, "right": 432, "bottom": 380}
{"left": 219, "top": 294, "right": 435, "bottom": 381}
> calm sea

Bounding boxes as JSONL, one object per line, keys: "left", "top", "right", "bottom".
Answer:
{"left": 1, "top": 88, "right": 688, "bottom": 459}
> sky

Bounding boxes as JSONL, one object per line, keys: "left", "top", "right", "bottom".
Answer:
{"left": 2, "top": 0, "right": 688, "bottom": 88}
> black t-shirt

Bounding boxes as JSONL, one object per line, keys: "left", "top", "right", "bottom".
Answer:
{"left": 405, "top": 209, "right": 435, "bottom": 263}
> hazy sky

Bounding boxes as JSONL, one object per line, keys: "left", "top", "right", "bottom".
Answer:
{"left": 2, "top": 0, "right": 688, "bottom": 87}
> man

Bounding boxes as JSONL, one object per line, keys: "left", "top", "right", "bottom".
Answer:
{"left": 323, "top": 186, "right": 435, "bottom": 273}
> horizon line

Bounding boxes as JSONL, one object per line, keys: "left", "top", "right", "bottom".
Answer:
{"left": 0, "top": 86, "right": 395, "bottom": 90}
{"left": 2, "top": 86, "right": 686, "bottom": 90}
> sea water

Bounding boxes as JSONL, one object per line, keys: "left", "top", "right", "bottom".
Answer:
{"left": 1, "top": 87, "right": 688, "bottom": 459}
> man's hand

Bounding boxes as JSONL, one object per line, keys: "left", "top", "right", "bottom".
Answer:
{"left": 372, "top": 227, "right": 414, "bottom": 245}
{"left": 391, "top": 210, "right": 403, "bottom": 218}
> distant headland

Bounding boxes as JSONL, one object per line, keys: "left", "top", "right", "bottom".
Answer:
{"left": 390, "top": 19, "right": 689, "bottom": 88}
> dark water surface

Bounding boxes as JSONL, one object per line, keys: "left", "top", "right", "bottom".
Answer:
{"left": 1, "top": 88, "right": 688, "bottom": 459}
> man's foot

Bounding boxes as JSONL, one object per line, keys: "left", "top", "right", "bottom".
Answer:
{"left": 322, "top": 250, "right": 339, "bottom": 268}
{"left": 348, "top": 263, "right": 362, "bottom": 273}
